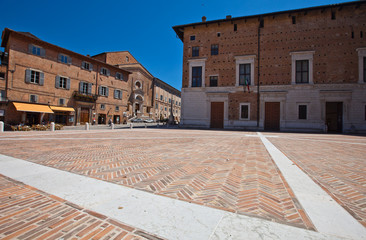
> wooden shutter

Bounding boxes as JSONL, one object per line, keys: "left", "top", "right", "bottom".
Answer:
{"left": 66, "top": 78, "right": 70, "bottom": 90}
{"left": 79, "top": 81, "right": 83, "bottom": 92}
{"left": 89, "top": 63, "right": 93, "bottom": 71}
{"left": 58, "top": 54, "right": 62, "bottom": 62}
{"left": 114, "top": 90, "right": 117, "bottom": 99}
{"left": 39, "top": 72, "right": 44, "bottom": 86}
{"left": 119, "top": 91, "right": 122, "bottom": 99}
{"left": 107, "top": 69, "right": 110, "bottom": 76}
{"left": 55, "top": 76, "right": 60, "bottom": 88}
{"left": 98, "top": 86, "right": 102, "bottom": 95}
{"left": 28, "top": 44, "right": 33, "bottom": 53}
{"left": 81, "top": 61, "right": 85, "bottom": 69}
{"left": 100, "top": 68, "right": 104, "bottom": 74}
{"left": 68, "top": 56, "right": 72, "bottom": 64}
{"left": 88, "top": 83, "right": 92, "bottom": 94}
{"left": 106, "top": 87, "right": 109, "bottom": 97}
{"left": 25, "top": 69, "right": 31, "bottom": 83}
{"left": 40, "top": 48, "right": 46, "bottom": 57}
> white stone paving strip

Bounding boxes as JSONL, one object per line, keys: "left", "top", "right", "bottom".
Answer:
{"left": 257, "top": 132, "right": 366, "bottom": 240}
{"left": 0, "top": 154, "right": 359, "bottom": 240}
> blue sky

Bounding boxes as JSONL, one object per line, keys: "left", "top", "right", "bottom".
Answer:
{"left": 0, "top": 0, "right": 348, "bottom": 90}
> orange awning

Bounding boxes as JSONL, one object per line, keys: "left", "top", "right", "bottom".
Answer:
{"left": 13, "top": 102, "right": 54, "bottom": 113}
{"left": 50, "top": 106, "right": 75, "bottom": 112}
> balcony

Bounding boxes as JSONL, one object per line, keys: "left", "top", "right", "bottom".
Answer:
{"left": 73, "top": 91, "right": 98, "bottom": 102}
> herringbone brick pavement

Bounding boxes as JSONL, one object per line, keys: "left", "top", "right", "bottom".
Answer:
{"left": 0, "top": 130, "right": 313, "bottom": 229}
{"left": 267, "top": 133, "right": 366, "bottom": 228}
{"left": 0, "top": 174, "right": 163, "bottom": 240}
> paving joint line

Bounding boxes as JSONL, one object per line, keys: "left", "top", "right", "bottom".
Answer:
{"left": 257, "top": 132, "right": 366, "bottom": 240}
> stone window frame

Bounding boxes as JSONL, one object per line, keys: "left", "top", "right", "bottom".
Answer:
{"left": 239, "top": 103, "right": 250, "bottom": 120}
{"left": 357, "top": 48, "right": 366, "bottom": 83}
{"left": 290, "top": 51, "right": 315, "bottom": 85}
{"left": 188, "top": 58, "right": 206, "bottom": 88}
{"left": 235, "top": 55, "right": 256, "bottom": 87}
{"left": 297, "top": 103, "right": 308, "bottom": 120}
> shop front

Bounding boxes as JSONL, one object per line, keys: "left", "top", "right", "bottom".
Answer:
{"left": 49, "top": 106, "right": 75, "bottom": 126}
{"left": 12, "top": 102, "right": 54, "bottom": 125}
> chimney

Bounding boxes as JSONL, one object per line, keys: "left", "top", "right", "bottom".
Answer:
{"left": 226, "top": 15, "right": 232, "bottom": 19}
{"left": 202, "top": 16, "right": 207, "bottom": 22}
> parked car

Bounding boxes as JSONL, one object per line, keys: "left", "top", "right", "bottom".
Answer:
{"left": 131, "top": 118, "right": 144, "bottom": 123}
{"left": 144, "top": 119, "right": 154, "bottom": 123}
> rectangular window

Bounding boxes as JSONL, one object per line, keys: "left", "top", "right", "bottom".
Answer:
{"left": 190, "top": 35, "right": 195, "bottom": 41}
{"left": 29, "top": 94, "right": 38, "bottom": 103}
{"left": 364, "top": 57, "right": 366, "bottom": 82}
{"left": 211, "top": 44, "right": 219, "bottom": 55}
{"left": 114, "top": 89, "right": 122, "bottom": 99}
{"left": 82, "top": 61, "right": 93, "bottom": 71}
{"left": 100, "top": 67, "right": 110, "bottom": 76}
{"left": 298, "top": 105, "right": 307, "bottom": 119}
{"left": 59, "top": 98, "right": 65, "bottom": 105}
{"left": 210, "top": 76, "right": 218, "bottom": 87}
{"left": 192, "top": 47, "right": 199, "bottom": 57}
{"left": 240, "top": 103, "right": 250, "bottom": 120}
{"left": 234, "top": 24, "right": 237, "bottom": 31}
{"left": 0, "top": 72, "right": 5, "bottom": 79}
{"left": 116, "top": 106, "right": 120, "bottom": 111}
{"left": 80, "top": 82, "right": 89, "bottom": 94}
{"left": 239, "top": 64, "right": 251, "bottom": 86}
{"left": 55, "top": 76, "right": 70, "bottom": 89}
{"left": 31, "top": 71, "right": 40, "bottom": 84}
{"left": 32, "top": 46, "right": 41, "bottom": 56}
{"left": 192, "top": 66, "right": 202, "bottom": 87}
{"left": 59, "top": 54, "right": 71, "bottom": 64}
{"left": 296, "top": 60, "right": 309, "bottom": 83}
{"left": 100, "top": 86, "right": 108, "bottom": 96}
{"left": 115, "top": 72, "right": 123, "bottom": 80}
{"left": 160, "top": 95, "right": 163, "bottom": 100}
{"left": 101, "top": 104, "right": 105, "bottom": 110}
{"left": 59, "top": 77, "right": 67, "bottom": 89}
{"left": 169, "top": 98, "right": 171, "bottom": 103}
{"left": 0, "top": 90, "right": 5, "bottom": 101}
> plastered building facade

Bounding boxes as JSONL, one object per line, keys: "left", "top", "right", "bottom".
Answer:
{"left": 173, "top": 1, "right": 366, "bottom": 133}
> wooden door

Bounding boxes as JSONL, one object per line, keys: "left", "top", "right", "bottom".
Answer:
{"left": 264, "top": 102, "right": 280, "bottom": 131}
{"left": 210, "top": 102, "right": 224, "bottom": 129}
{"left": 326, "top": 102, "right": 343, "bottom": 132}
{"left": 80, "top": 108, "right": 89, "bottom": 124}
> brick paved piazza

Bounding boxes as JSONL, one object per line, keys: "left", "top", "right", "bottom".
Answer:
{"left": 0, "top": 129, "right": 365, "bottom": 231}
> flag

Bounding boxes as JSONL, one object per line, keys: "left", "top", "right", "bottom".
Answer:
{"left": 245, "top": 76, "right": 250, "bottom": 93}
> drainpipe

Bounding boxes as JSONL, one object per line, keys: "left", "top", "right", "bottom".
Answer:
{"left": 257, "top": 23, "right": 261, "bottom": 128}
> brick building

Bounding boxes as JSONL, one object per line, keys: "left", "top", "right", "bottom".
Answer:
{"left": 173, "top": 1, "right": 366, "bottom": 133}
{"left": 92, "top": 51, "right": 154, "bottom": 119}
{"left": 0, "top": 29, "right": 131, "bottom": 126}
{"left": 153, "top": 78, "right": 181, "bottom": 122}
